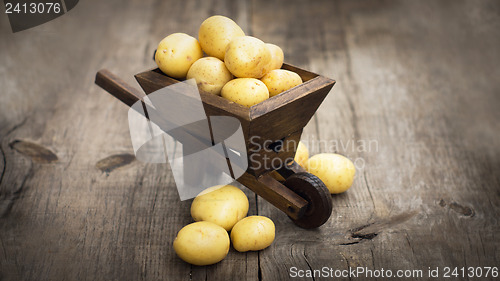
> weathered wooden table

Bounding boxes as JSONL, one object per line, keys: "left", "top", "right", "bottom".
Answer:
{"left": 1, "top": 1, "right": 499, "bottom": 280}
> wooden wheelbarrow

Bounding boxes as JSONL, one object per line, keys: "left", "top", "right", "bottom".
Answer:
{"left": 95, "top": 63, "right": 335, "bottom": 228}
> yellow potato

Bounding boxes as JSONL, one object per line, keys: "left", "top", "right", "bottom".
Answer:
{"left": 266, "top": 43, "right": 284, "bottom": 70}
{"left": 198, "top": 15, "right": 245, "bottom": 60}
{"left": 221, "top": 78, "right": 269, "bottom": 107}
{"left": 173, "top": 221, "right": 230, "bottom": 266}
{"left": 305, "top": 153, "right": 356, "bottom": 194}
{"left": 191, "top": 185, "right": 249, "bottom": 231}
{"left": 231, "top": 216, "right": 275, "bottom": 252}
{"left": 155, "top": 33, "right": 203, "bottom": 79}
{"left": 294, "top": 141, "right": 309, "bottom": 167}
{"left": 224, "top": 36, "right": 272, "bottom": 78}
{"left": 187, "top": 57, "right": 233, "bottom": 95}
{"left": 260, "top": 69, "right": 303, "bottom": 97}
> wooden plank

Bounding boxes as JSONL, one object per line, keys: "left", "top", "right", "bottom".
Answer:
{"left": 0, "top": 0, "right": 189, "bottom": 279}
{"left": 1, "top": 0, "right": 500, "bottom": 280}
{"left": 252, "top": 0, "right": 500, "bottom": 280}
{"left": 0, "top": 0, "right": 257, "bottom": 280}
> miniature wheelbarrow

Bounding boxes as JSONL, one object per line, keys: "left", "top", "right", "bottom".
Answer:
{"left": 95, "top": 63, "right": 335, "bottom": 228}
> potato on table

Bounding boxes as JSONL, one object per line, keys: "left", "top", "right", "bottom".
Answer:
{"left": 230, "top": 216, "right": 275, "bottom": 252}
{"left": 261, "top": 69, "right": 303, "bottom": 97}
{"left": 224, "top": 36, "right": 272, "bottom": 78}
{"left": 191, "top": 185, "right": 249, "bottom": 231}
{"left": 305, "top": 153, "right": 356, "bottom": 194}
{"left": 155, "top": 33, "right": 203, "bottom": 79}
{"left": 173, "top": 221, "right": 230, "bottom": 266}
{"left": 221, "top": 78, "right": 269, "bottom": 107}
{"left": 187, "top": 57, "right": 233, "bottom": 95}
{"left": 198, "top": 15, "right": 245, "bottom": 60}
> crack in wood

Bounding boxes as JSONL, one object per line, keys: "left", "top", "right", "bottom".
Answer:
{"left": 303, "top": 248, "right": 316, "bottom": 281}
{"left": 349, "top": 223, "right": 374, "bottom": 234}
{"left": 340, "top": 252, "right": 353, "bottom": 281}
{"left": 370, "top": 248, "right": 376, "bottom": 272}
{"left": 9, "top": 140, "right": 58, "bottom": 164}
{"left": 339, "top": 241, "right": 363, "bottom": 246}
{"left": 0, "top": 163, "right": 33, "bottom": 218}
{"left": 0, "top": 118, "right": 29, "bottom": 189}
{"left": 257, "top": 249, "right": 262, "bottom": 281}
{"left": 351, "top": 231, "right": 378, "bottom": 240}
{"left": 0, "top": 145, "right": 6, "bottom": 190}
{"left": 95, "top": 153, "right": 135, "bottom": 174}
{"left": 339, "top": 212, "right": 417, "bottom": 246}
{"left": 404, "top": 231, "right": 416, "bottom": 257}
{"left": 339, "top": 223, "right": 376, "bottom": 245}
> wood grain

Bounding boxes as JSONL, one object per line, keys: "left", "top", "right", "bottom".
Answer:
{"left": 252, "top": 0, "right": 500, "bottom": 281}
{"left": 1, "top": 0, "right": 500, "bottom": 280}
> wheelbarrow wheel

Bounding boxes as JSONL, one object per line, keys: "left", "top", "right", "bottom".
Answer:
{"left": 283, "top": 172, "right": 332, "bottom": 229}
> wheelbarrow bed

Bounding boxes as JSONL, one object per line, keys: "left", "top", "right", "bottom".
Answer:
{"left": 135, "top": 63, "right": 335, "bottom": 176}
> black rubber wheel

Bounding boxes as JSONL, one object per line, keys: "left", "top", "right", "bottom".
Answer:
{"left": 283, "top": 172, "right": 333, "bottom": 229}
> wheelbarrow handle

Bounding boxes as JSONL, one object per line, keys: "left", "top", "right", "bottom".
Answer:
{"left": 95, "top": 69, "right": 146, "bottom": 107}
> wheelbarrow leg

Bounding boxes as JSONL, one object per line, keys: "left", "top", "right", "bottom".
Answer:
{"left": 237, "top": 172, "right": 308, "bottom": 220}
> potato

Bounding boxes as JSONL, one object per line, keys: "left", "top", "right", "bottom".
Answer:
{"left": 294, "top": 141, "right": 309, "bottom": 167}
{"left": 186, "top": 57, "right": 233, "bottom": 95}
{"left": 230, "top": 216, "right": 275, "bottom": 252}
{"left": 266, "top": 43, "right": 284, "bottom": 71}
{"left": 198, "top": 15, "right": 245, "bottom": 60}
{"left": 224, "top": 36, "right": 272, "bottom": 78}
{"left": 155, "top": 33, "right": 203, "bottom": 79}
{"left": 173, "top": 221, "right": 230, "bottom": 266}
{"left": 305, "top": 153, "right": 356, "bottom": 194}
{"left": 191, "top": 185, "right": 249, "bottom": 231}
{"left": 260, "top": 69, "right": 303, "bottom": 97}
{"left": 221, "top": 78, "right": 269, "bottom": 107}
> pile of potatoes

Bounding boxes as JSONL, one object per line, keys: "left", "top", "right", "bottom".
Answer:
{"left": 174, "top": 185, "right": 275, "bottom": 266}
{"left": 154, "top": 15, "right": 303, "bottom": 107}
